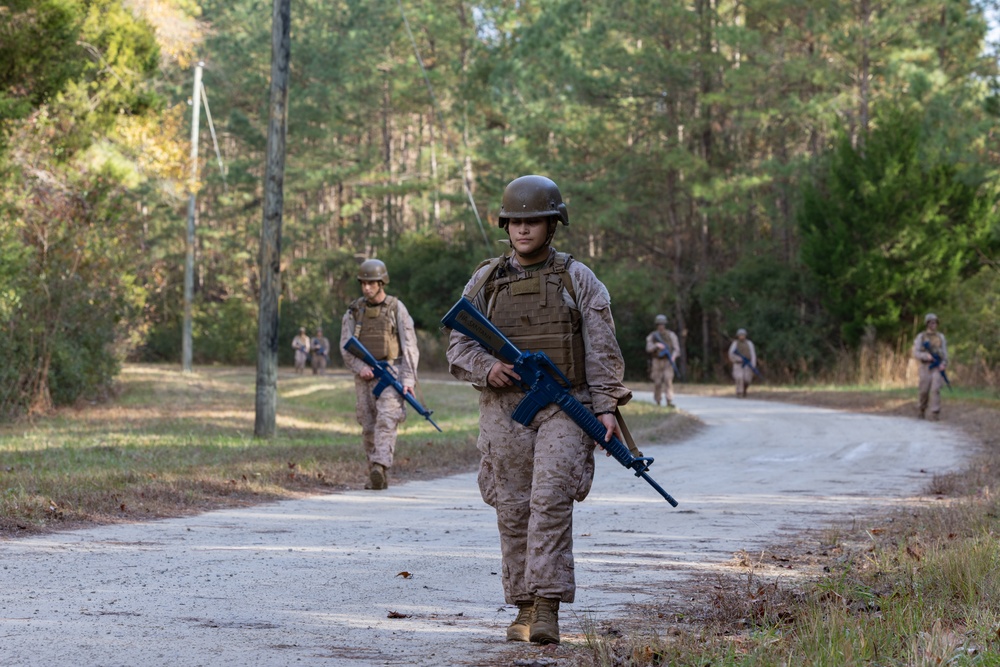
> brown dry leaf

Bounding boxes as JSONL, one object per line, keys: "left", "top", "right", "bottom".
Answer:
{"left": 396, "top": 571, "right": 413, "bottom": 579}
{"left": 869, "top": 527, "right": 885, "bottom": 535}
{"left": 287, "top": 461, "right": 297, "bottom": 469}
{"left": 387, "top": 610, "right": 410, "bottom": 619}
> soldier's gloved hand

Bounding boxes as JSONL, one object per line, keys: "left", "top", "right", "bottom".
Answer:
{"left": 487, "top": 361, "right": 520, "bottom": 389}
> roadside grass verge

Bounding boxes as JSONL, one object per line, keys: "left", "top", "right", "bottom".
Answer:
{"left": 566, "top": 384, "right": 1000, "bottom": 666}
{"left": 0, "top": 364, "right": 696, "bottom": 536}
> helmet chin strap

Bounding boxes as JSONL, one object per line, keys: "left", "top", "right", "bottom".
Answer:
{"left": 544, "top": 219, "right": 557, "bottom": 246}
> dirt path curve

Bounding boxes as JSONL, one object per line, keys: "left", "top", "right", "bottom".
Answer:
{"left": 0, "top": 393, "right": 967, "bottom": 666}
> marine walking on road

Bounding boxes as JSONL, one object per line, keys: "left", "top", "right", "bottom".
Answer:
{"left": 339, "top": 259, "right": 420, "bottom": 490}
{"left": 292, "top": 327, "right": 311, "bottom": 374}
{"left": 446, "top": 174, "right": 632, "bottom": 645}
{"left": 913, "top": 313, "right": 949, "bottom": 421}
{"left": 645, "top": 314, "right": 680, "bottom": 407}
{"left": 728, "top": 328, "right": 758, "bottom": 398}
{"left": 310, "top": 328, "right": 330, "bottom": 375}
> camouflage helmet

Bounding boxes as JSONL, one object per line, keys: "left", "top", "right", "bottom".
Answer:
{"left": 737, "top": 328, "right": 748, "bottom": 336}
{"left": 654, "top": 314, "right": 668, "bottom": 325}
{"left": 357, "top": 259, "right": 389, "bottom": 284}
{"left": 498, "top": 175, "right": 569, "bottom": 227}
{"left": 924, "top": 313, "right": 938, "bottom": 324}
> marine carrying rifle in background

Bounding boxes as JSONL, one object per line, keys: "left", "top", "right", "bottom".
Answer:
{"left": 652, "top": 331, "right": 681, "bottom": 379}
{"left": 922, "top": 340, "right": 953, "bottom": 391}
{"left": 443, "top": 297, "right": 678, "bottom": 507}
{"left": 733, "top": 348, "right": 763, "bottom": 380}
{"left": 343, "top": 336, "right": 442, "bottom": 432}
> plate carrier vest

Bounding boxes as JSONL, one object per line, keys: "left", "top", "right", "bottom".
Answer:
{"left": 923, "top": 332, "right": 943, "bottom": 357}
{"left": 467, "top": 251, "right": 586, "bottom": 388}
{"left": 350, "top": 296, "right": 400, "bottom": 362}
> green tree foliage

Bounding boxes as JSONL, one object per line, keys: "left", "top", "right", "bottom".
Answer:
{"left": 0, "top": 0, "right": 164, "bottom": 419}
{"left": 699, "top": 255, "right": 831, "bottom": 379}
{"left": 799, "top": 106, "right": 997, "bottom": 346}
{"left": 4, "top": 0, "right": 1000, "bottom": 409}
{"left": 0, "top": 0, "right": 84, "bottom": 129}
{"left": 380, "top": 234, "right": 483, "bottom": 330}
{"left": 939, "top": 266, "right": 1000, "bottom": 377}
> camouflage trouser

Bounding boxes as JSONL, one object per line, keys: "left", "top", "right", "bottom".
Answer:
{"left": 354, "top": 376, "right": 406, "bottom": 469}
{"left": 918, "top": 363, "right": 945, "bottom": 415}
{"left": 476, "top": 388, "right": 596, "bottom": 605}
{"left": 294, "top": 350, "right": 308, "bottom": 371}
{"left": 311, "top": 354, "right": 328, "bottom": 375}
{"left": 650, "top": 357, "right": 674, "bottom": 404}
{"left": 732, "top": 365, "right": 755, "bottom": 396}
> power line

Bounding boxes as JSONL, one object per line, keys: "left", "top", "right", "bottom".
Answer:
{"left": 199, "top": 79, "right": 228, "bottom": 193}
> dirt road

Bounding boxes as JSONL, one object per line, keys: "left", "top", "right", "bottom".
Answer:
{"left": 0, "top": 393, "right": 966, "bottom": 666}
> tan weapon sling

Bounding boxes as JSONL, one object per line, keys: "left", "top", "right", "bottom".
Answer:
{"left": 614, "top": 407, "right": 643, "bottom": 458}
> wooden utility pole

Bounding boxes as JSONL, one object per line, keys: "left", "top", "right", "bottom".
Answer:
{"left": 182, "top": 61, "right": 204, "bottom": 373}
{"left": 254, "top": 0, "right": 291, "bottom": 438}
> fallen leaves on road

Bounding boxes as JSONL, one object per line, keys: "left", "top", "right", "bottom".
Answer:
{"left": 387, "top": 610, "right": 410, "bottom": 618}
{"left": 396, "top": 571, "right": 412, "bottom": 579}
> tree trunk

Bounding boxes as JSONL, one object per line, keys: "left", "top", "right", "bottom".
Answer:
{"left": 857, "top": 0, "right": 872, "bottom": 152}
{"left": 254, "top": 0, "right": 291, "bottom": 439}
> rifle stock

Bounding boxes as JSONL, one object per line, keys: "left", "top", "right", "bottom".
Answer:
{"left": 343, "top": 336, "right": 443, "bottom": 431}
{"left": 443, "top": 297, "right": 678, "bottom": 507}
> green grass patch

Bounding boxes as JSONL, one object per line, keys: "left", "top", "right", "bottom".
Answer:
{"left": 0, "top": 365, "right": 483, "bottom": 533}
{"left": 0, "top": 364, "right": 696, "bottom": 536}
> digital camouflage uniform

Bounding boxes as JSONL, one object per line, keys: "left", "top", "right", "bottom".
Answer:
{"left": 339, "top": 296, "right": 419, "bottom": 474}
{"left": 292, "top": 331, "right": 311, "bottom": 373}
{"left": 447, "top": 248, "right": 631, "bottom": 606}
{"left": 913, "top": 324, "right": 948, "bottom": 419}
{"left": 644, "top": 325, "right": 680, "bottom": 406}
{"left": 310, "top": 330, "right": 330, "bottom": 375}
{"left": 728, "top": 337, "right": 757, "bottom": 397}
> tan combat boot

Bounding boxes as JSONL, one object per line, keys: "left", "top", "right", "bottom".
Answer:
{"left": 529, "top": 597, "right": 560, "bottom": 644}
{"left": 506, "top": 601, "right": 533, "bottom": 642}
{"left": 368, "top": 464, "right": 388, "bottom": 490}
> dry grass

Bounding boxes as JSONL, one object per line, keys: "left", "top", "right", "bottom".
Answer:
{"left": 555, "top": 383, "right": 1000, "bottom": 667}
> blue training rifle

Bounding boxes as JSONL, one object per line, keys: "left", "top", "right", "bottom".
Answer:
{"left": 922, "top": 341, "right": 953, "bottom": 391}
{"left": 343, "top": 336, "right": 442, "bottom": 431}
{"left": 442, "top": 297, "right": 678, "bottom": 507}
{"left": 652, "top": 331, "right": 681, "bottom": 378}
{"left": 733, "top": 348, "right": 763, "bottom": 379}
